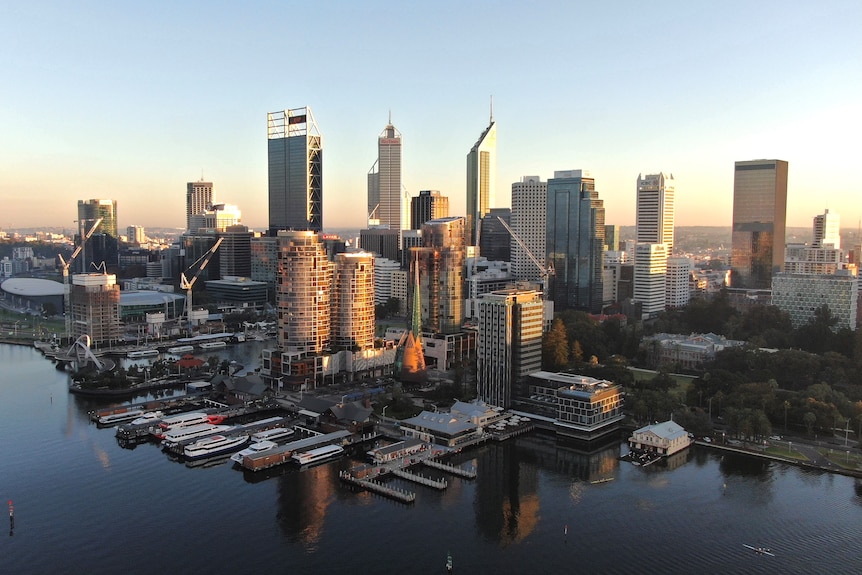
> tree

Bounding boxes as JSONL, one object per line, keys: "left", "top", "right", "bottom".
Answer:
{"left": 542, "top": 318, "right": 569, "bottom": 371}
{"left": 803, "top": 412, "right": 817, "bottom": 435}
{"left": 571, "top": 340, "right": 584, "bottom": 366}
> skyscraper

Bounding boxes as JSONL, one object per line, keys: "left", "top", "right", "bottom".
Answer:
{"left": 477, "top": 289, "right": 544, "bottom": 409}
{"left": 510, "top": 176, "right": 547, "bottom": 282}
{"left": 186, "top": 180, "right": 213, "bottom": 231}
{"left": 77, "top": 199, "right": 118, "bottom": 238}
{"left": 411, "top": 190, "right": 449, "bottom": 230}
{"left": 636, "top": 173, "right": 675, "bottom": 251}
{"left": 466, "top": 105, "right": 496, "bottom": 245}
{"left": 546, "top": 170, "right": 605, "bottom": 313}
{"left": 731, "top": 159, "right": 789, "bottom": 289}
{"left": 367, "top": 116, "right": 402, "bottom": 230}
{"left": 479, "top": 208, "right": 511, "bottom": 262}
{"left": 332, "top": 252, "right": 375, "bottom": 351}
{"left": 813, "top": 208, "right": 841, "bottom": 249}
{"left": 70, "top": 273, "right": 120, "bottom": 345}
{"left": 275, "top": 230, "right": 331, "bottom": 355}
{"left": 634, "top": 173, "right": 675, "bottom": 318}
{"left": 267, "top": 107, "right": 323, "bottom": 235}
{"left": 412, "top": 217, "right": 466, "bottom": 334}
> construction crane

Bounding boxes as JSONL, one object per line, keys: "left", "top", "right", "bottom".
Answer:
{"left": 497, "top": 216, "right": 554, "bottom": 299}
{"left": 58, "top": 217, "right": 103, "bottom": 343}
{"left": 180, "top": 237, "right": 222, "bottom": 335}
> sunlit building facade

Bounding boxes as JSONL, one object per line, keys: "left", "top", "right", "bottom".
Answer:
{"left": 731, "top": 159, "right": 788, "bottom": 289}
{"left": 466, "top": 111, "right": 496, "bottom": 245}
{"left": 332, "top": 252, "right": 375, "bottom": 351}
{"left": 186, "top": 180, "right": 213, "bottom": 231}
{"left": 367, "top": 118, "right": 402, "bottom": 231}
{"left": 70, "top": 273, "right": 121, "bottom": 345}
{"left": 511, "top": 176, "right": 547, "bottom": 282}
{"left": 411, "top": 217, "right": 466, "bottom": 335}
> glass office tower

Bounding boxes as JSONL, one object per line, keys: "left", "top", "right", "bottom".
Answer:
{"left": 731, "top": 160, "right": 788, "bottom": 289}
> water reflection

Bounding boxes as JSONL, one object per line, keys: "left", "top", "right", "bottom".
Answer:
{"left": 276, "top": 462, "right": 338, "bottom": 550}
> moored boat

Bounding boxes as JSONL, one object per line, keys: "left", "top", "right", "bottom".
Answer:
{"left": 251, "top": 426, "right": 295, "bottom": 443}
{"left": 97, "top": 409, "right": 145, "bottom": 426}
{"left": 292, "top": 444, "right": 344, "bottom": 466}
{"left": 230, "top": 440, "right": 279, "bottom": 464}
{"left": 199, "top": 341, "right": 226, "bottom": 350}
{"left": 184, "top": 434, "right": 249, "bottom": 460}
{"left": 130, "top": 410, "right": 164, "bottom": 425}
{"left": 161, "top": 423, "right": 232, "bottom": 447}
{"left": 127, "top": 349, "right": 159, "bottom": 359}
{"left": 167, "top": 345, "right": 195, "bottom": 354}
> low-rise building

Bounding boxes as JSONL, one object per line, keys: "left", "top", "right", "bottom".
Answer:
{"left": 641, "top": 332, "right": 746, "bottom": 371}
{"left": 628, "top": 420, "right": 692, "bottom": 456}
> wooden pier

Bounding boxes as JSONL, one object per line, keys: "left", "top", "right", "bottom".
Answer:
{"left": 339, "top": 471, "right": 416, "bottom": 503}
{"left": 391, "top": 468, "right": 448, "bottom": 490}
{"left": 422, "top": 458, "right": 477, "bottom": 479}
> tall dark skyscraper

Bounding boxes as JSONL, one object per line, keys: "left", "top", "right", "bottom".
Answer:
{"left": 731, "top": 159, "right": 788, "bottom": 289}
{"left": 267, "top": 107, "right": 323, "bottom": 235}
{"left": 546, "top": 170, "right": 605, "bottom": 313}
{"left": 410, "top": 190, "right": 449, "bottom": 230}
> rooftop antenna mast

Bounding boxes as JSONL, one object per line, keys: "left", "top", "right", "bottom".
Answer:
{"left": 489, "top": 95, "right": 494, "bottom": 124}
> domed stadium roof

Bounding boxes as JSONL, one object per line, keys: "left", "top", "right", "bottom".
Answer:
{"left": 1, "top": 278, "right": 65, "bottom": 297}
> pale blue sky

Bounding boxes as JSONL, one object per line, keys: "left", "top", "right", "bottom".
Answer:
{"left": 1, "top": 1, "right": 860, "bottom": 232}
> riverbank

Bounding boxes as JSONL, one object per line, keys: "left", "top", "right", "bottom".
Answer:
{"left": 696, "top": 439, "right": 862, "bottom": 479}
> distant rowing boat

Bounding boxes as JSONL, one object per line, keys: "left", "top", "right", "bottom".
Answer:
{"left": 743, "top": 544, "right": 775, "bottom": 557}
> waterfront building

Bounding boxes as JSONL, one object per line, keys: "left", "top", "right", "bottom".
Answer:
{"left": 518, "top": 371, "right": 624, "bottom": 440}
{"left": 666, "top": 257, "right": 693, "bottom": 309}
{"left": 546, "top": 170, "right": 605, "bottom": 313}
{"left": 267, "top": 107, "right": 323, "bottom": 234}
{"left": 466, "top": 107, "right": 497, "bottom": 245}
{"left": 628, "top": 420, "right": 692, "bottom": 456}
{"left": 275, "top": 230, "right": 331, "bottom": 355}
{"left": 772, "top": 271, "right": 858, "bottom": 330}
{"left": 479, "top": 208, "right": 511, "bottom": 263}
{"left": 411, "top": 190, "right": 449, "bottom": 230}
{"left": 70, "top": 273, "right": 121, "bottom": 345}
{"left": 476, "top": 289, "right": 544, "bottom": 409}
{"left": 367, "top": 117, "right": 403, "bottom": 233}
{"left": 332, "top": 252, "right": 375, "bottom": 351}
{"left": 510, "top": 176, "right": 547, "bottom": 282}
{"left": 218, "top": 225, "right": 252, "bottom": 278}
{"left": 186, "top": 180, "right": 213, "bottom": 231}
{"left": 731, "top": 159, "right": 789, "bottom": 289}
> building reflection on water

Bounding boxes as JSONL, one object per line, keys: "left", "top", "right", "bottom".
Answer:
{"left": 275, "top": 463, "right": 338, "bottom": 549}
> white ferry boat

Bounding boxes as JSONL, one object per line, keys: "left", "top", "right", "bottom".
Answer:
{"left": 127, "top": 349, "right": 159, "bottom": 359}
{"left": 199, "top": 341, "right": 226, "bottom": 350}
{"left": 292, "top": 444, "right": 345, "bottom": 466}
{"left": 161, "top": 423, "right": 232, "bottom": 448}
{"left": 184, "top": 434, "right": 249, "bottom": 460}
{"left": 167, "top": 345, "right": 195, "bottom": 354}
{"left": 130, "top": 410, "right": 163, "bottom": 426}
{"left": 97, "top": 409, "right": 145, "bottom": 425}
{"left": 251, "top": 427, "right": 295, "bottom": 443}
{"left": 230, "top": 440, "right": 278, "bottom": 464}
{"left": 153, "top": 412, "right": 225, "bottom": 439}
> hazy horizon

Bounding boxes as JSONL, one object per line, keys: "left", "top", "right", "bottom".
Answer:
{"left": 1, "top": 2, "right": 859, "bottom": 231}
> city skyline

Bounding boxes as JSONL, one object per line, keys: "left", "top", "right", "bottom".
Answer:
{"left": 1, "top": 2, "right": 860, "bottom": 232}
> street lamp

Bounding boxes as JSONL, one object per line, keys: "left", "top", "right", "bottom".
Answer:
{"left": 382, "top": 405, "right": 388, "bottom": 420}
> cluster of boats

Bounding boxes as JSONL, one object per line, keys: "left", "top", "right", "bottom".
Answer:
{"left": 98, "top": 405, "right": 346, "bottom": 467}
{"left": 126, "top": 340, "right": 227, "bottom": 359}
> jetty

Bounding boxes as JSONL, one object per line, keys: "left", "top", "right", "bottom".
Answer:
{"left": 422, "top": 458, "right": 477, "bottom": 479}
{"left": 339, "top": 471, "right": 416, "bottom": 503}
{"left": 391, "top": 468, "right": 448, "bottom": 490}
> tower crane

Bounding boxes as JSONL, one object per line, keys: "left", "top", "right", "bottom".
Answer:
{"left": 180, "top": 237, "right": 222, "bottom": 335}
{"left": 497, "top": 216, "right": 554, "bottom": 300}
{"left": 58, "top": 217, "right": 103, "bottom": 343}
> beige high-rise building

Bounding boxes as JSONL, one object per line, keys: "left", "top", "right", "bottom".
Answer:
{"left": 636, "top": 173, "right": 675, "bottom": 251}
{"left": 367, "top": 117, "right": 403, "bottom": 231}
{"left": 186, "top": 180, "right": 213, "bottom": 231}
{"left": 412, "top": 217, "right": 466, "bottom": 335}
{"left": 332, "top": 252, "right": 375, "bottom": 351}
{"left": 466, "top": 107, "right": 496, "bottom": 245}
{"left": 510, "top": 176, "right": 547, "bottom": 282}
{"left": 276, "top": 230, "right": 331, "bottom": 355}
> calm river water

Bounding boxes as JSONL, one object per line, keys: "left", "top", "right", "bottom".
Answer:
{"left": 1, "top": 343, "right": 861, "bottom": 574}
